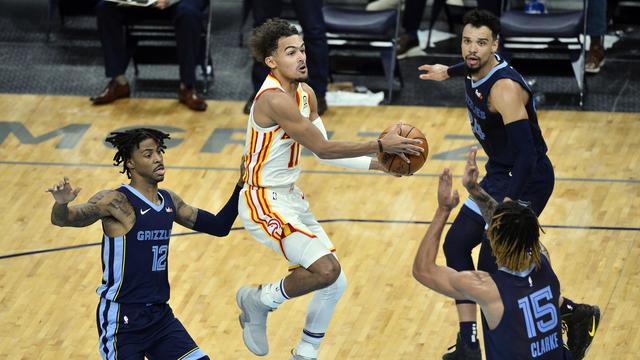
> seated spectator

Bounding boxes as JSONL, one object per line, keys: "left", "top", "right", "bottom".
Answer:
{"left": 586, "top": 0, "right": 606, "bottom": 73}
{"left": 395, "top": 0, "right": 502, "bottom": 58}
{"left": 91, "top": 0, "right": 209, "bottom": 111}
{"left": 243, "top": 0, "right": 329, "bottom": 116}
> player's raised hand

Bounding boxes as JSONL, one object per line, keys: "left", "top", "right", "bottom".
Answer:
{"left": 46, "top": 176, "right": 81, "bottom": 204}
{"left": 418, "top": 64, "right": 450, "bottom": 81}
{"left": 379, "top": 124, "right": 424, "bottom": 163}
{"left": 438, "top": 168, "right": 459, "bottom": 211}
{"left": 462, "top": 147, "right": 480, "bottom": 191}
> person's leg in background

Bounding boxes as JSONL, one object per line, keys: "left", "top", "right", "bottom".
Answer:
{"left": 476, "top": 0, "right": 502, "bottom": 17}
{"left": 291, "top": 0, "right": 329, "bottom": 115}
{"left": 174, "top": 0, "right": 209, "bottom": 111}
{"left": 585, "top": 0, "right": 607, "bottom": 74}
{"left": 92, "top": 0, "right": 131, "bottom": 105}
{"left": 397, "top": 0, "right": 427, "bottom": 58}
{"left": 243, "top": 0, "right": 282, "bottom": 114}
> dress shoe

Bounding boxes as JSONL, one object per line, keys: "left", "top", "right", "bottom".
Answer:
{"left": 178, "top": 87, "right": 207, "bottom": 111}
{"left": 91, "top": 80, "right": 130, "bottom": 105}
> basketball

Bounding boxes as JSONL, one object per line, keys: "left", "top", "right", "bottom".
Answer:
{"left": 377, "top": 123, "right": 429, "bottom": 175}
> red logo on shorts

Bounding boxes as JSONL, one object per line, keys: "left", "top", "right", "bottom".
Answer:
{"left": 267, "top": 217, "right": 283, "bottom": 237}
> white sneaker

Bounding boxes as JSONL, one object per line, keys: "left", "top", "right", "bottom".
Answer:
{"left": 366, "top": 0, "right": 400, "bottom": 11}
{"left": 236, "top": 286, "right": 272, "bottom": 356}
{"left": 290, "top": 349, "right": 317, "bottom": 360}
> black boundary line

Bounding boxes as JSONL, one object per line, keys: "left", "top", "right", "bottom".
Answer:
{"left": 2, "top": 219, "right": 639, "bottom": 260}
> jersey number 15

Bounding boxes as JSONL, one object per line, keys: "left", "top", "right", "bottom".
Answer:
{"left": 517, "top": 285, "right": 558, "bottom": 338}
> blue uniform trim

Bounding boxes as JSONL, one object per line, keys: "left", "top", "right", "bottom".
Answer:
{"left": 98, "top": 298, "right": 120, "bottom": 360}
{"left": 121, "top": 183, "right": 165, "bottom": 212}
{"left": 498, "top": 263, "right": 536, "bottom": 277}
{"left": 179, "top": 347, "right": 207, "bottom": 360}
{"left": 97, "top": 235, "right": 126, "bottom": 301}
{"left": 470, "top": 60, "right": 509, "bottom": 88}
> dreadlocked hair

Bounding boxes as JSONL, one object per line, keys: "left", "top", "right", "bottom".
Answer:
{"left": 104, "top": 128, "right": 170, "bottom": 179}
{"left": 488, "top": 201, "right": 544, "bottom": 272}
{"left": 249, "top": 18, "right": 299, "bottom": 63}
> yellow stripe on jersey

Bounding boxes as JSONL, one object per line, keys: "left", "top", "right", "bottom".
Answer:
{"left": 252, "top": 131, "right": 274, "bottom": 187}
{"left": 113, "top": 235, "right": 126, "bottom": 301}
{"left": 244, "top": 128, "right": 258, "bottom": 184}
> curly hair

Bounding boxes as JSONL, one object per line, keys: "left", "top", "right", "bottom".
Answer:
{"left": 488, "top": 201, "right": 544, "bottom": 272}
{"left": 249, "top": 18, "right": 299, "bottom": 63}
{"left": 463, "top": 9, "right": 501, "bottom": 40}
{"left": 104, "top": 128, "right": 170, "bottom": 179}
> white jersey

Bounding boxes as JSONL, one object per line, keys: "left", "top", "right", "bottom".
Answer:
{"left": 242, "top": 73, "right": 311, "bottom": 188}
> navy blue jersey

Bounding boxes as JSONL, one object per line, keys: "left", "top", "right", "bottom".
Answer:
{"left": 96, "top": 184, "right": 176, "bottom": 304}
{"left": 482, "top": 256, "right": 568, "bottom": 360}
{"left": 464, "top": 55, "right": 548, "bottom": 172}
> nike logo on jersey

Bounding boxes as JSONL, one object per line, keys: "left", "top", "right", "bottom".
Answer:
{"left": 140, "top": 208, "right": 151, "bottom": 215}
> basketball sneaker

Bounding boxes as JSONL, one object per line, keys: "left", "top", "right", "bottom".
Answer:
{"left": 236, "top": 286, "right": 272, "bottom": 356}
{"left": 562, "top": 304, "right": 600, "bottom": 360}
{"left": 290, "top": 349, "right": 317, "bottom": 360}
{"left": 442, "top": 332, "right": 481, "bottom": 360}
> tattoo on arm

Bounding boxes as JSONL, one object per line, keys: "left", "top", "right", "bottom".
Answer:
{"left": 168, "top": 190, "right": 198, "bottom": 228}
{"left": 469, "top": 186, "right": 499, "bottom": 224}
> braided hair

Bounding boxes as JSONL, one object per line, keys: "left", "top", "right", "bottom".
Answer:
{"left": 488, "top": 201, "right": 544, "bottom": 272}
{"left": 104, "top": 128, "right": 170, "bottom": 178}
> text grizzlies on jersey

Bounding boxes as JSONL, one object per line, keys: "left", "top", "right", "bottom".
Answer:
{"left": 465, "top": 93, "right": 486, "bottom": 119}
{"left": 137, "top": 229, "right": 171, "bottom": 241}
{"left": 530, "top": 332, "right": 559, "bottom": 358}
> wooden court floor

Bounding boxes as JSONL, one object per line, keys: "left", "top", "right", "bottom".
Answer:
{"left": 0, "top": 94, "right": 638, "bottom": 359}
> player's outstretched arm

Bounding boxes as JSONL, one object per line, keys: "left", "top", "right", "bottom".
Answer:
{"left": 47, "top": 177, "right": 128, "bottom": 227}
{"left": 418, "top": 62, "right": 468, "bottom": 81}
{"left": 261, "top": 91, "right": 423, "bottom": 161}
{"left": 412, "top": 168, "right": 466, "bottom": 298}
{"left": 170, "top": 163, "right": 244, "bottom": 237}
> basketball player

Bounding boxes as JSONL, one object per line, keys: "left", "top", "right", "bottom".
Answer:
{"left": 417, "top": 10, "right": 599, "bottom": 360}
{"left": 47, "top": 128, "right": 242, "bottom": 360}
{"left": 413, "top": 148, "right": 573, "bottom": 360}
{"left": 235, "top": 19, "right": 424, "bottom": 360}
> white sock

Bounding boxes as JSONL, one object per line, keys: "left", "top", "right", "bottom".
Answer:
{"left": 259, "top": 278, "right": 290, "bottom": 309}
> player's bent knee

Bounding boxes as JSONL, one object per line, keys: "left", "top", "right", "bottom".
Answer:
{"left": 310, "top": 254, "right": 341, "bottom": 288}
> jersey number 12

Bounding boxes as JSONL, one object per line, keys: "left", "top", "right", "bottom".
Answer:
{"left": 151, "top": 245, "right": 168, "bottom": 271}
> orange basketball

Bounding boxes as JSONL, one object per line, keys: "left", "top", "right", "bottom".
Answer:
{"left": 377, "top": 123, "right": 429, "bottom": 175}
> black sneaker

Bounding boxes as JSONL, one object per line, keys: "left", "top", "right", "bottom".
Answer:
{"left": 562, "top": 304, "right": 600, "bottom": 360}
{"left": 442, "top": 332, "right": 481, "bottom": 360}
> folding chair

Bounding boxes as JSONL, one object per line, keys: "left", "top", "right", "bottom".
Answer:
{"left": 500, "top": 0, "right": 588, "bottom": 106}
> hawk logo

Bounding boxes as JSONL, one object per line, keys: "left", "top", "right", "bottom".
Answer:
{"left": 267, "top": 217, "right": 284, "bottom": 237}
{"left": 475, "top": 89, "right": 483, "bottom": 100}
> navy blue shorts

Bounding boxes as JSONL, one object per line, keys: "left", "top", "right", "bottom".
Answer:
{"left": 96, "top": 298, "right": 208, "bottom": 360}
{"left": 467, "top": 155, "right": 555, "bottom": 217}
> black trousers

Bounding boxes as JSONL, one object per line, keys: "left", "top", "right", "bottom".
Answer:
{"left": 251, "top": 0, "right": 329, "bottom": 97}
{"left": 95, "top": 0, "right": 207, "bottom": 88}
